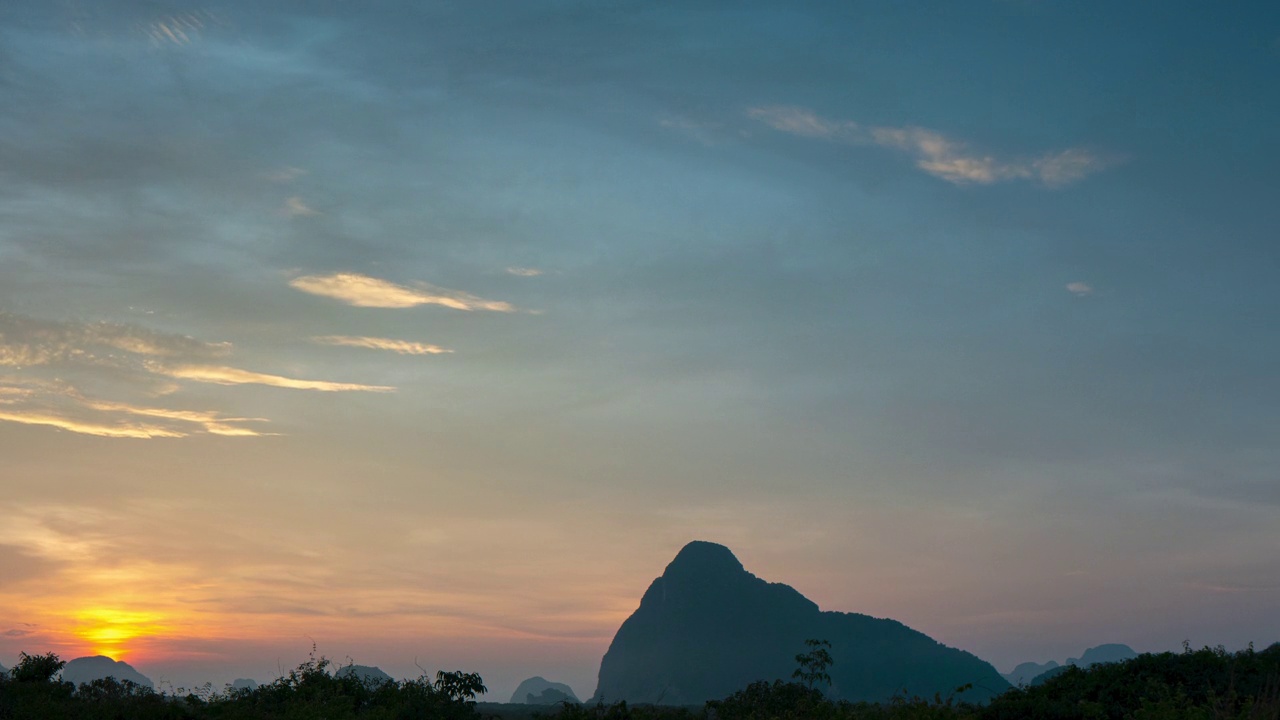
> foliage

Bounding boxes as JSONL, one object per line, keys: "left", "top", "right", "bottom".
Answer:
{"left": 3, "top": 642, "right": 1278, "bottom": 720}
{"left": 793, "top": 639, "right": 834, "bottom": 692}
{"left": 0, "top": 649, "right": 487, "bottom": 720}
{"left": 7, "top": 652, "right": 65, "bottom": 683}
{"left": 980, "top": 643, "right": 1280, "bottom": 720}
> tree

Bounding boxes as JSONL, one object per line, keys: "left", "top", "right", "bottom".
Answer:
{"left": 9, "top": 651, "right": 65, "bottom": 683}
{"left": 793, "top": 639, "right": 833, "bottom": 692}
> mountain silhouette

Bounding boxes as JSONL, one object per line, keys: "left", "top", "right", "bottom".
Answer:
{"left": 509, "top": 676, "right": 579, "bottom": 704}
{"left": 1003, "top": 660, "right": 1058, "bottom": 686}
{"left": 1027, "top": 643, "right": 1139, "bottom": 685}
{"left": 1072, "top": 644, "right": 1138, "bottom": 667}
{"left": 592, "top": 541, "right": 1010, "bottom": 705}
{"left": 60, "top": 656, "right": 153, "bottom": 689}
{"left": 335, "top": 665, "right": 393, "bottom": 685}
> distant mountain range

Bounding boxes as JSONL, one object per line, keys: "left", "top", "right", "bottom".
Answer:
{"left": 509, "top": 676, "right": 579, "bottom": 704}
{"left": 592, "top": 541, "right": 1011, "bottom": 705}
{"left": 1003, "top": 643, "right": 1139, "bottom": 686}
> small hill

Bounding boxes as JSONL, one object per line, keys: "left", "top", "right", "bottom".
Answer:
{"left": 1072, "top": 643, "right": 1137, "bottom": 667}
{"left": 230, "top": 678, "right": 258, "bottom": 691}
{"left": 60, "top": 656, "right": 153, "bottom": 689}
{"left": 510, "top": 676, "right": 579, "bottom": 704}
{"left": 335, "top": 665, "right": 393, "bottom": 685}
{"left": 592, "top": 541, "right": 1010, "bottom": 705}
{"left": 1003, "top": 660, "right": 1057, "bottom": 686}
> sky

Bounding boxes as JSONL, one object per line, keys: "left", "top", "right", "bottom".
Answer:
{"left": 2, "top": 0, "right": 1279, "bottom": 700}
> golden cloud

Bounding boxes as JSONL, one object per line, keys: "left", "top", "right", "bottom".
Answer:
{"left": 0, "top": 378, "right": 273, "bottom": 438}
{"left": 289, "top": 272, "right": 516, "bottom": 311}
{"left": 0, "top": 313, "right": 231, "bottom": 370}
{"left": 0, "top": 409, "right": 185, "bottom": 439}
{"left": 156, "top": 364, "right": 395, "bottom": 392}
{"left": 311, "top": 336, "right": 452, "bottom": 356}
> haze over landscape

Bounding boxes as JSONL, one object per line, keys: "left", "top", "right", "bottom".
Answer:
{"left": 2, "top": 0, "right": 1278, "bottom": 703}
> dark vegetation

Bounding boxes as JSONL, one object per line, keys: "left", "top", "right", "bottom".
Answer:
{"left": 0, "top": 650, "right": 484, "bottom": 720}
{"left": 3, "top": 642, "right": 1278, "bottom": 719}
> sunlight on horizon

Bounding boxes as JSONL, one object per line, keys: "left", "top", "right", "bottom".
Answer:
{"left": 73, "top": 608, "right": 168, "bottom": 661}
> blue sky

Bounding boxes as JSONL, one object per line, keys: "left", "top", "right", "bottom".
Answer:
{"left": 1, "top": 0, "right": 1278, "bottom": 699}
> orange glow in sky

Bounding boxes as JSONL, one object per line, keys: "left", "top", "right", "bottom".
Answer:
{"left": 72, "top": 608, "right": 166, "bottom": 661}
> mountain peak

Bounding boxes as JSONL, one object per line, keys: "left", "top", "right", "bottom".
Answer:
{"left": 595, "top": 542, "right": 1009, "bottom": 705}
{"left": 663, "top": 541, "right": 744, "bottom": 579}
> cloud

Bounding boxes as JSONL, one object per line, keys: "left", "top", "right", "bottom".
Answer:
{"left": 748, "top": 106, "right": 859, "bottom": 141}
{"left": 0, "top": 313, "right": 375, "bottom": 438}
{"left": 871, "top": 126, "right": 1030, "bottom": 184}
{"left": 85, "top": 400, "right": 272, "bottom": 437}
{"left": 748, "top": 106, "right": 1114, "bottom": 187}
{"left": 1066, "top": 282, "right": 1093, "bottom": 296}
{"left": 0, "top": 378, "right": 272, "bottom": 438}
{"left": 140, "top": 9, "right": 222, "bottom": 48}
{"left": 0, "top": 409, "right": 185, "bottom": 439}
{"left": 505, "top": 267, "right": 544, "bottom": 277}
{"left": 0, "top": 312, "right": 231, "bottom": 370}
{"left": 657, "top": 115, "right": 726, "bottom": 145}
{"left": 311, "top": 336, "right": 452, "bottom": 356}
{"left": 282, "top": 196, "right": 319, "bottom": 217}
{"left": 1034, "top": 149, "right": 1114, "bottom": 188}
{"left": 289, "top": 272, "right": 516, "bottom": 311}
{"left": 265, "top": 167, "right": 307, "bottom": 183}
{"left": 155, "top": 365, "right": 395, "bottom": 392}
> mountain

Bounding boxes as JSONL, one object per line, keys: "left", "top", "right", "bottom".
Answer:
{"left": 1028, "top": 644, "right": 1139, "bottom": 686}
{"left": 230, "top": 678, "right": 259, "bottom": 691}
{"left": 1072, "top": 644, "right": 1137, "bottom": 667}
{"left": 592, "top": 541, "right": 1011, "bottom": 705}
{"left": 60, "top": 656, "right": 153, "bottom": 689}
{"left": 1003, "top": 660, "right": 1058, "bottom": 686}
{"left": 509, "top": 676, "right": 580, "bottom": 704}
{"left": 335, "top": 665, "right": 393, "bottom": 685}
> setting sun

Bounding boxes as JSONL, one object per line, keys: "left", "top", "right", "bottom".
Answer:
{"left": 73, "top": 608, "right": 165, "bottom": 660}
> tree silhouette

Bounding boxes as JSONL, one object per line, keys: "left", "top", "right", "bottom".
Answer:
{"left": 793, "top": 638, "right": 834, "bottom": 691}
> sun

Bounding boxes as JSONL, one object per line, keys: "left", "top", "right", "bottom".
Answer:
{"left": 72, "top": 608, "right": 165, "bottom": 660}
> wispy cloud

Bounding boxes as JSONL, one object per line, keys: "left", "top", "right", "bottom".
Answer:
{"left": 748, "top": 105, "right": 1115, "bottom": 187}
{"left": 312, "top": 336, "right": 452, "bottom": 356}
{"left": 265, "top": 167, "right": 307, "bottom": 183}
{"left": 0, "top": 313, "right": 386, "bottom": 438}
{"left": 140, "top": 9, "right": 221, "bottom": 47}
{"left": 0, "top": 377, "right": 272, "bottom": 438}
{"left": 870, "top": 126, "right": 1031, "bottom": 185}
{"left": 748, "top": 106, "right": 860, "bottom": 141}
{"left": 85, "top": 400, "right": 271, "bottom": 437}
{"left": 290, "top": 272, "right": 516, "bottom": 312}
{"left": 0, "top": 408, "right": 185, "bottom": 439}
{"left": 0, "top": 312, "right": 230, "bottom": 370}
{"left": 505, "top": 267, "right": 544, "bottom": 277}
{"left": 155, "top": 365, "right": 395, "bottom": 393}
{"left": 1066, "top": 281, "right": 1094, "bottom": 297}
{"left": 282, "top": 196, "right": 319, "bottom": 217}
